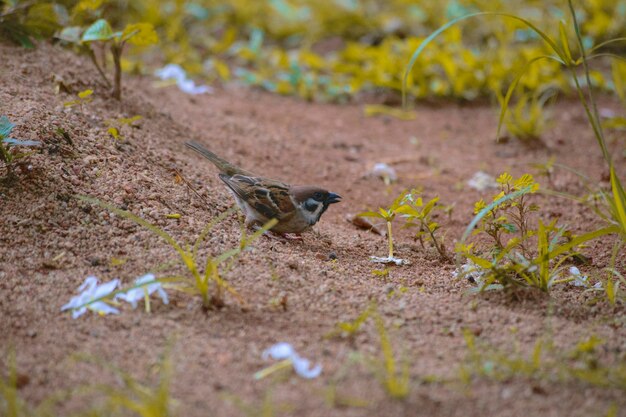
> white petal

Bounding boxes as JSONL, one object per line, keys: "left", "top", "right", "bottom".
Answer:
{"left": 115, "top": 291, "right": 140, "bottom": 309}
{"left": 370, "top": 256, "right": 409, "bottom": 266}
{"left": 156, "top": 287, "right": 169, "bottom": 304}
{"left": 89, "top": 302, "right": 120, "bottom": 315}
{"left": 178, "top": 79, "right": 211, "bottom": 95}
{"left": 93, "top": 279, "right": 119, "bottom": 299}
{"left": 77, "top": 276, "right": 98, "bottom": 293}
{"left": 291, "top": 355, "right": 322, "bottom": 379}
{"left": 262, "top": 342, "right": 295, "bottom": 360}
{"left": 155, "top": 64, "right": 186, "bottom": 82}
{"left": 135, "top": 273, "right": 155, "bottom": 285}
{"left": 569, "top": 266, "right": 581, "bottom": 276}
{"left": 71, "top": 307, "right": 87, "bottom": 319}
{"left": 370, "top": 163, "right": 397, "bottom": 182}
{"left": 467, "top": 171, "right": 498, "bottom": 191}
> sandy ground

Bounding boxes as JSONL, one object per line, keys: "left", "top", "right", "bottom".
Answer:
{"left": 1, "top": 42, "right": 625, "bottom": 416}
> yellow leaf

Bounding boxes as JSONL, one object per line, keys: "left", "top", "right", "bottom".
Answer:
{"left": 364, "top": 105, "right": 416, "bottom": 121}
{"left": 118, "top": 115, "right": 142, "bottom": 125}
{"left": 213, "top": 59, "right": 230, "bottom": 81}
{"left": 122, "top": 23, "right": 158, "bottom": 46}
{"left": 78, "top": 89, "right": 93, "bottom": 99}
{"left": 496, "top": 172, "right": 512, "bottom": 185}
{"left": 73, "top": 0, "right": 103, "bottom": 13}
{"left": 107, "top": 127, "right": 120, "bottom": 139}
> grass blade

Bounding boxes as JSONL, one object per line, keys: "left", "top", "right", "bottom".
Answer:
{"left": 402, "top": 11, "right": 566, "bottom": 107}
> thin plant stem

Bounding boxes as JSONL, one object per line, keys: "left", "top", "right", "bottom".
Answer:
{"left": 387, "top": 221, "right": 394, "bottom": 258}
{"left": 86, "top": 46, "right": 111, "bottom": 88}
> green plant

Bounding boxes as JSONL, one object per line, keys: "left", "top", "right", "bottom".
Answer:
{"left": 473, "top": 173, "right": 540, "bottom": 257}
{"left": 1, "top": 350, "right": 64, "bottom": 417}
{"left": 0, "top": 115, "right": 40, "bottom": 176}
{"left": 0, "top": 2, "right": 61, "bottom": 48}
{"left": 223, "top": 388, "right": 292, "bottom": 417}
{"left": 63, "top": 88, "right": 93, "bottom": 109}
{"left": 456, "top": 172, "right": 614, "bottom": 292}
{"left": 502, "top": 90, "right": 553, "bottom": 142}
{"left": 461, "top": 330, "right": 626, "bottom": 391}
{"left": 59, "top": 19, "right": 157, "bottom": 100}
{"left": 358, "top": 191, "right": 406, "bottom": 261}
{"left": 326, "top": 302, "right": 375, "bottom": 340}
{"left": 395, "top": 189, "right": 450, "bottom": 261}
{"left": 78, "top": 196, "right": 276, "bottom": 309}
{"left": 371, "top": 309, "right": 410, "bottom": 399}
{"left": 403, "top": 0, "right": 626, "bottom": 246}
{"left": 76, "top": 344, "right": 175, "bottom": 417}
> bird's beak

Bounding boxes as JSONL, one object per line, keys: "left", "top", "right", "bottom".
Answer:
{"left": 326, "top": 192, "right": 342, "bottom": 204}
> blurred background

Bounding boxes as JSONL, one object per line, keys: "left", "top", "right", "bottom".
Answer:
{"left": 2, "top": 0, "right": 625, "bottom": 105}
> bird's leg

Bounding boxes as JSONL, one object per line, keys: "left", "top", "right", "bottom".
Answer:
{"left": 247, "top": 220, "right": 287, "bottom": 242}
{"left": 280, "top": 233, "right": 303, "bottom": 241}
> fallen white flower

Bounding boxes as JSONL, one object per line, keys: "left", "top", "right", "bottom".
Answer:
{"left": 115, "top": 273, "right": 169, "bottom": 309}
{"left": 370, "top": 256, "right": 410, "bottom": 266}
{"left": 467, "top": 171, "right": 498, "bottom": 191}
{"left": 61, "top": 276, "right": 120, "bottom": 319}
{"left": 369, "top": 162, "right": 397, "bottom": 183}
{"left": 453, "top": 259, "right": 486, "bottom": 285}
{"left": 568, "top": 266, "right": 589, "bottom": 287}
{"left": 155, "top": 64, "right": 213, "bottom": 95}
{"left": 255, "top": 342, "right": 322, "bottom": 379}
{"left": 568, "top": 266, "right": 601, "bottom": 288}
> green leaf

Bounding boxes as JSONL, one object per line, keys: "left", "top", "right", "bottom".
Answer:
{"left": 610, "top": 166, "right": 626, "bottom": 234}
{"left": 57, "top": 26, "right": 82, "bottom": 43}
{"left": 81, "top": 19, "right": 116, "bottom": 42}
{"left": 358, "top": 211, "right": 384, "bottom": 219}
{"left": 559, "top": 21, "right": 573, "bottom": 64}
{"left": 0, "top": 115, "right": 15, "bottom": 138}
{"left": 2, "top": 138, "right": 40, "bottom": 146}
{"left": 496, "top": 55, "right": 563, "bottom": 142}
{"left": 402, "top": 11, "right": 566, "bottom": 107}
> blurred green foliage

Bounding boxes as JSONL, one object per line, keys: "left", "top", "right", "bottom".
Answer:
{"left": 1, "top": 0, "right": 625, "bottom": 102}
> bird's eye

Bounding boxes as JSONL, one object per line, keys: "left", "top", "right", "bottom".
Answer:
{"left": 313, "top": 192, "right": 323, "bottom": 200}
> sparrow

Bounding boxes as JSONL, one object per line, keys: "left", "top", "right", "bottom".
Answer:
{"left": 185, "top": 141, "right": 341, "bottom": 235}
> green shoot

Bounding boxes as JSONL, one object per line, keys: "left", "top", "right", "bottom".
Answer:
{"left": 358, "top": 191, "right": 407, "bottom": 260}
{"left": 461, "top": 330, "right": 626, "bottom": 391}
{"left": 0, "top": 115, "right": 41, "bottom": 176}
{"left": 63, "top": 88, "right": 93, "bottom": 110}
{"left": 76, "top": 344, "right": 175, "bottom": 417}
{"left": 502, "top": 90, "right": 553, "bottom": 142}
{"left": 395, "top": 189, "right": 450, "bottom": 261}
{"left": 223, "top": 388, "right": 292, "bottom": 417}
{"left": 60, "top": 19, "right": 158, "bottom": 100}
{"left": 326, "top": 302, "right": 375, "bottom": 339}
{"left": 456, "top": 172, "right": 616, "bottom": 292}
{"left": 105, "top": 115, "right": 142, "bottom": 140}
{"left": 372, "top": 309, "right": 410, "bottom": 399}
{"left": 0, "top": 350, "right": 64, "bottom": 417}
{"left": 77, "top": 196, "right": 276, "bottom": 309}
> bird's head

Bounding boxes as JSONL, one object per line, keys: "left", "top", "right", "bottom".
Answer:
{"left": 291, "top": 186, "right": 342, "bottom": 225}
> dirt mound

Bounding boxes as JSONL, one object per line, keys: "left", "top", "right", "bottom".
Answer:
{"left": 1, "top": 42, "right": 624, "bottom": 416}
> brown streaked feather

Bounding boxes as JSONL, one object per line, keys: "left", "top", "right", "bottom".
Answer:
{"left": 219, "top": 174, "right": 297, "bottom": 221}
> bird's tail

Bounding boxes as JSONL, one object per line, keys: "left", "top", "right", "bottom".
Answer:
{"left": 185, "top": 141, "right": 253, "bottom": 177}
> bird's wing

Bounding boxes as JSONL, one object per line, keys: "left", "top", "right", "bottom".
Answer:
{"left": 219, "top": 174, "right": 297, "bottom": 221}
